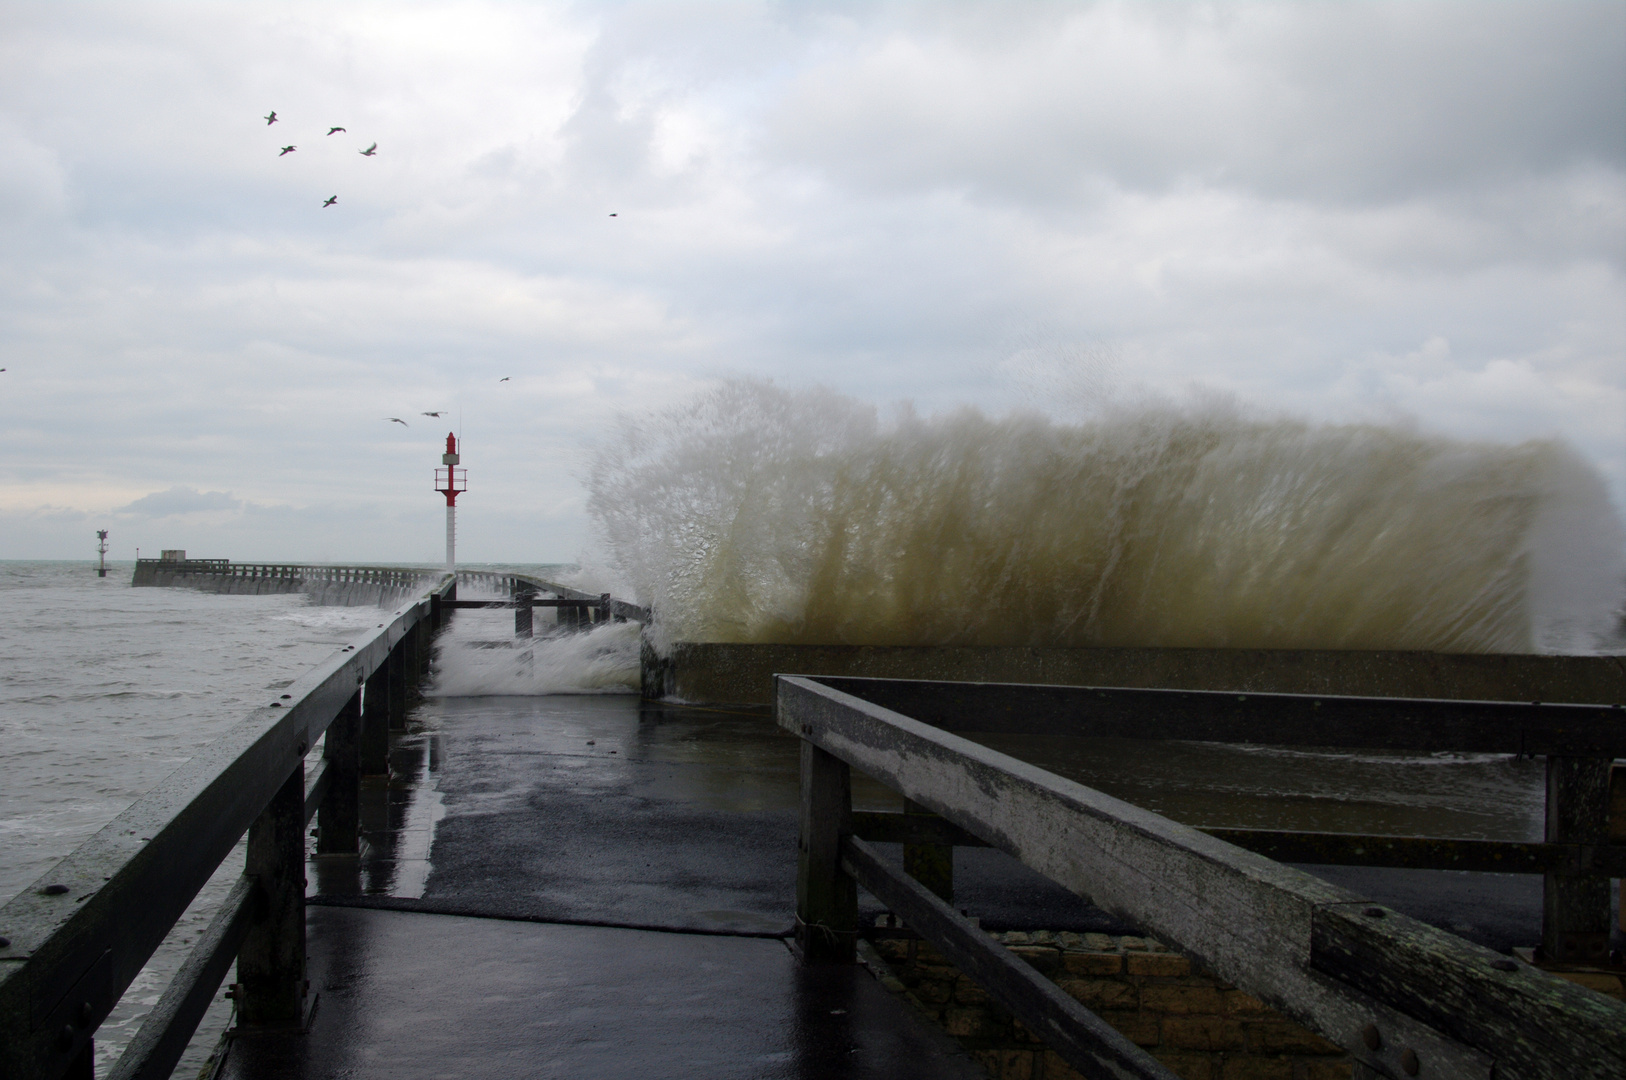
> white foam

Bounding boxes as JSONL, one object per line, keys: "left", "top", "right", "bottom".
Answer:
{"left": 428, "top": 620, "right": 641, "bottom": 697}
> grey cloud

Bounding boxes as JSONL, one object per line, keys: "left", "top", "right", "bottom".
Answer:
{"left": 117, "top": 487, "right": 242, "bottom": 517}
{"left": 762, "top": 3, "right": 1626, "bottom": 206}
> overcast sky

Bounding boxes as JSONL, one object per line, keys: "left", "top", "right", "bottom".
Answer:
{"left": 2, "top": 1, "right": 1622, "bottom": 564}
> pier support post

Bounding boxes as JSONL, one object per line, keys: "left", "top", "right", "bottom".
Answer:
{"left": 387, "top": 640, "right": 406, "bottom": 731}
{"left": 796, "top": 741, "right": 856, "bottom": 963}
{"left": 403, "top": 625, "right": 419, "bottom": 704}
{"left": 1541, "top": 755, "right": 1612, "bottom": 963}
{"left": 416, "top": 613, "right": 433, "bottom": 679}
{"left": 318, "top": 691, "right": 361, "bottom": 854}
{"left": 903, "top": 798, "right": 953, "bottom": 903}
{"left": 237, "top": 762, "right": 307, "bottom": 1027}
{"left": 514, "top": 582, "right": 535, "bottom": 638}
{"left": 361, "top": 664, "right": 390, "bottom": 776}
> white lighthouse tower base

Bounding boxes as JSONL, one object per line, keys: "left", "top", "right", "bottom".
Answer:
{"left": 446, "top": 504, "right": 457, "bottom": 572}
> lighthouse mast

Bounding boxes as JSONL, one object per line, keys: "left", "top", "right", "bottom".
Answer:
{"left": 434, "top": 433, "right": 467, "bottom": 572}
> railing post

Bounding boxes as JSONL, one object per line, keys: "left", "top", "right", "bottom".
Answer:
{"left": 416, "top": 613, "right": 432, "bottom": 678}
{"left": 237, "top": 762, "right": 307, "bottom": 1027}
{"left": 1541, "top": 755, "right": 1613, "bottom": 963}
{"left": 903, "top": 798, "right": 953, "bottom": 902}
{"left": 317, "top": 691, "right": 361, "bottom": 854}
{"left": 796, "top": 740, "right": 856, "bottom": 963}
{"left": 512, "top": 581, "right": 535, "bottom": 638}
{"left": 403, "top": 622, "right": 419, "bottom": 703}
{"left": 361, "top": 663, "right": 390, "bottom": 776}
{"left": 1614, "top": 765, "right": 1626, "bottom": 935}
{"left": 387, "top": 639, "right": 406, "bottom": 731}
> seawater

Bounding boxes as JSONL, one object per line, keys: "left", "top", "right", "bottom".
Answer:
{"left": 587, "top": 381, "right": 1626, "bottom": 655}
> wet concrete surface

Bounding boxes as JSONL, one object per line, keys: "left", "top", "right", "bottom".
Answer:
{"left": 218, "top": 906, "right": 986, "bottom": 1080}
{"left": 309, "top": 693, "right": 1562, "bottom": 951}
{"left": 242, "top": 687, "right": 1588, "bottom": 1080}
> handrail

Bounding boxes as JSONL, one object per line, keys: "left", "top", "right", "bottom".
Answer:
{"left": 0, "top": 575, "right": 456, "bottom": 1080}
{"left": 778, "top": 674, "right": 1626, "bottom": 1080}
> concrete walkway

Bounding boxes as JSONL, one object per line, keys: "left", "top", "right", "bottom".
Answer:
{"left": 219, "top": 907, "right": 984, "bottom": 1080}
{"left": 219, "top": 685, "right": 1557, "bottom": 1077}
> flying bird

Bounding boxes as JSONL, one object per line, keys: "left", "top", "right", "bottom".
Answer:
{"left": 264, "top": 111, "right": 278, "bottom": 125}
{"left": 322, "top": 196, "right": 337, "bottom": 207}
{"left": 278, "top": 145, "right": 296, "bottom": 156}
{"left": 385, "top": 417, "right": 408, "bottom": 425}
{"left": 499, "top": 377, "right": 510, "bottom": 382}
{"left": 359, "top": 143, "right": 377, "bottom": 156}
{"left": 421, "top": 411, "right": 444, "bottom": 417}
{"left": 609, "top": 213, "right": 617, "bottom": 217}
{"left": 326, "top": 126, "right": 346, "bottom": 135}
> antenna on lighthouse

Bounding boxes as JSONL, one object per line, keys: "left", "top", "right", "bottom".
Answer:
{"left": 434, "top": 432, "right": 467, "bottom": 574}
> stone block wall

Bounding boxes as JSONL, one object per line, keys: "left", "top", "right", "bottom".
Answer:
{"left": 869, "top": 930, "right": 1351, "bottom": 1080}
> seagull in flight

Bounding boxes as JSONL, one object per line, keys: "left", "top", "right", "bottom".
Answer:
{"left": 359, "top": 143, "right": 377, "bottom": 156}
{"left": 264, "top": 111, "right": 278, "bottom": 125}
{"left": 322, "top": 196, "right": 337, "bottom": 207}
{"left": 385, "top": 417, "right": 408, "bottom": 425}
{"left": 499, "top": 377, "right": 510, "bottom": 382}
{"left": 609, "top": 213, "right": 617, "bottom": 217}
{"left": 421, "top": 411, "right": 445, "bottom": 417}
{"left": 327, "top": 126, "right": 346, "bottom": 135}
{"left": 278, "top": 145, "right": 296, "bottom": 156}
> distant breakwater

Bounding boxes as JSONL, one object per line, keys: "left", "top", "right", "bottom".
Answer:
{"left": 132, "top": 559, "right": 438, "bottom": 607}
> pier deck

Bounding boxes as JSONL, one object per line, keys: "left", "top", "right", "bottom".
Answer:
{"left": 217, "top": 695, "right": 994, "bottom": 1079}
{"left": 212, "top": 692, "right": 1563, "bottom": 1079}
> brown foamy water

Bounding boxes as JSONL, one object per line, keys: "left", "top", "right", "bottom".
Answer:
{"left": 588, "top": 381, "right": 1625, "bottom": 654}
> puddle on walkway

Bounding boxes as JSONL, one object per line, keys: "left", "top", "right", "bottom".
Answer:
{"left": 309, "top": 727, "right": 446, "bottom": 899}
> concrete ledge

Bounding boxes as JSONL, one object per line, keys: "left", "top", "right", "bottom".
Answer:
{"left": 651, "top": 641, "right": 1626, "bottom": 706}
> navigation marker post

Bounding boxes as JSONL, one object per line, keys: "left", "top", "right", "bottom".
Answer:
{"left": 435, "top": 433, "right": 467, "bottom": 572}
{"left": 96, "top": 530, "right": 109, "bottom": 577}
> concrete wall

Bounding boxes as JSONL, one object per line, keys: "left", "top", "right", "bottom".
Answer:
{"left": 649, "top": 641, "right": 1626, "bottom": 706}
{"left": 133, "top": 569, "right": 426, "bottom": 608}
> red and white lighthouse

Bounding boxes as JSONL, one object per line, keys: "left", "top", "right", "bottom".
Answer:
{"left": 434, "top": 433, "right": 468, "bottom": 571}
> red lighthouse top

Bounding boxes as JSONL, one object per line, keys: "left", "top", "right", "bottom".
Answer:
{"left": 435, "top": 433, "right": 467, "bottom": 506}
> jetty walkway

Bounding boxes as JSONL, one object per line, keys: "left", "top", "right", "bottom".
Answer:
{"left": 3, "top": 572, "right": 1622, "bottom": 1080}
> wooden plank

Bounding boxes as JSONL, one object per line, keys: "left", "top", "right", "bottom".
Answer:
{"left": 843, "top": 837, "right": 1175, "bottom": 1080}
{"left": 852, "top": 813, "right": 1624, "bottom": 874}
{"left": 237, "top": 765, "right": 306, "bottom": 1027}
{"left": 1202, "top": 829, "right": 1626, "bottom": 876}
{"left": 853, "top": 810, "right": 988, "bottom": 848}
{"left": 302, "top": 756, "right": 330, "bottom": 827}
{"left": 796, "top": 742, "right": 856, "bottom": 962}
{"left": 808, "top": 676, "right": 1626, "bottom": 755}
{"left": 105, "top": 878, "right": 254, "bottom": 1080}
{"left": 1312, "top": 902, "right": 1626, "bottom": 1080}
{"left": 316, "top": 691, "right": 361, "bottom": 853}
{"left": 902, "top": 799, "right": 954, "bottom": 901}
{"left": 778, "top": 676, "right": 1496, "bottom": 1080}
{"left": 1542, "top": 756, "right": 1614, "bottom": 964}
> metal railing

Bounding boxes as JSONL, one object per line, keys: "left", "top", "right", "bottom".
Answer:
{"left": 779, "top": 675, "right": 1626, "bottom": 1080}
{"left": 0, "top": 576, "right": 456, "bottom": 1080}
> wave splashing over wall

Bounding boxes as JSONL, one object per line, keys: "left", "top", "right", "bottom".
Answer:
{"left": 589, "top": 381, "right": 1624, "bottom": 655}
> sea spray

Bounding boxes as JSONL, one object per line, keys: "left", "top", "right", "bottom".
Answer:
{"left": 429, "top": 618, "right": 641, "bottom": 696}
{"left": 587, "top": 380, "right": 1625, "bottom": 654}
